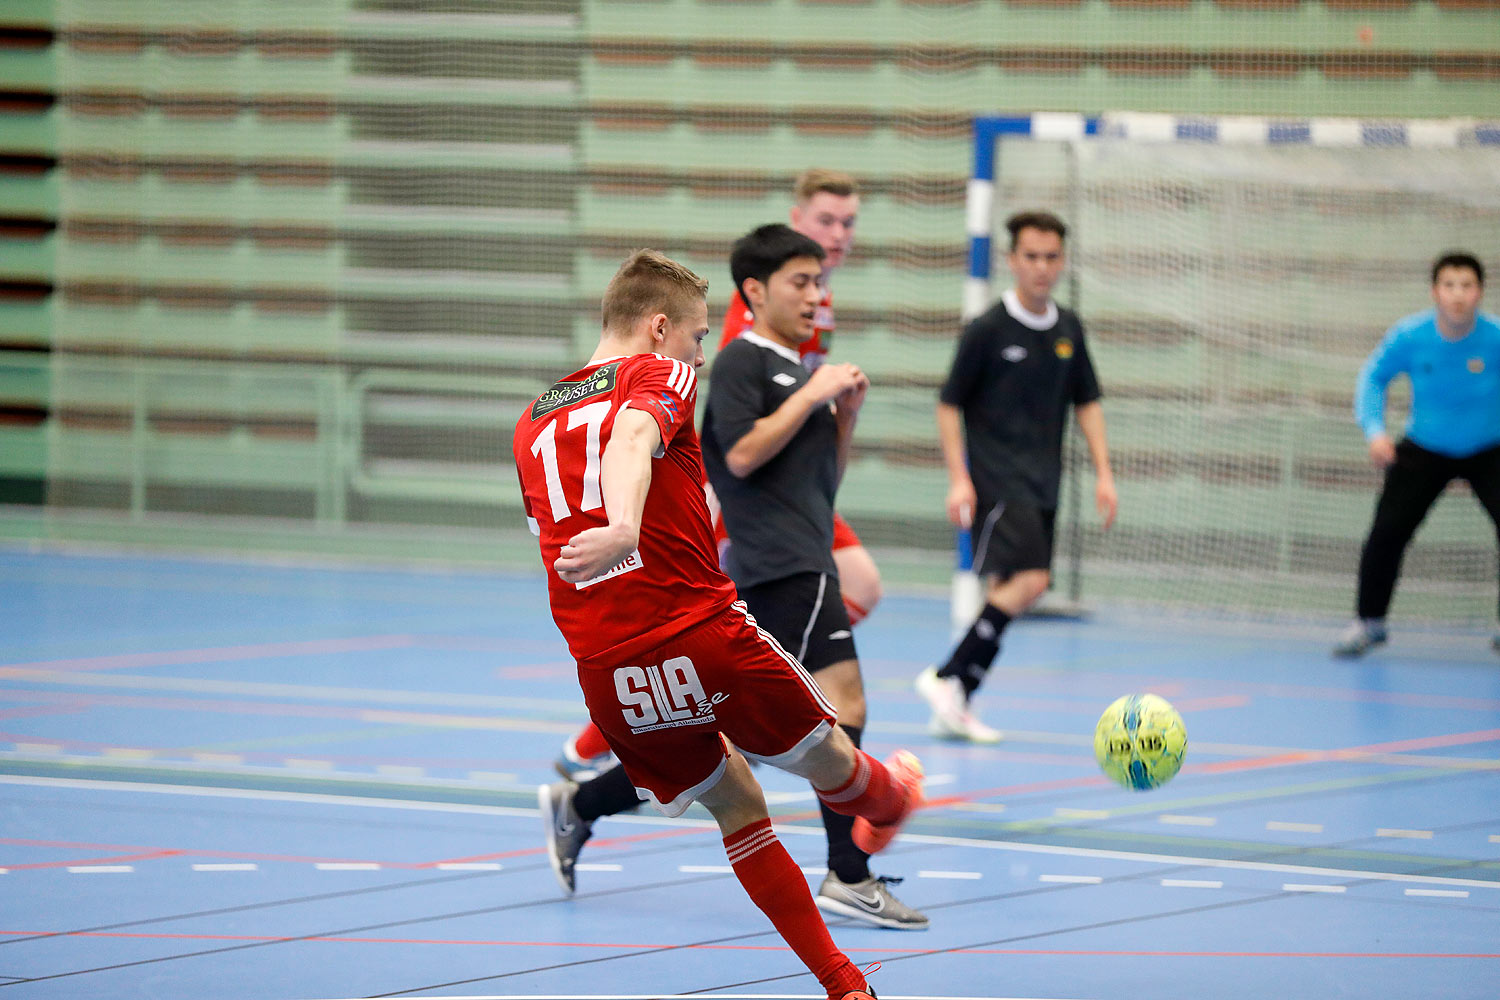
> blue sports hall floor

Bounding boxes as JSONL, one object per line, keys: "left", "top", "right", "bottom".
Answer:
{"left": 1, "top": 547, "right": 1497, "bottom": 1000}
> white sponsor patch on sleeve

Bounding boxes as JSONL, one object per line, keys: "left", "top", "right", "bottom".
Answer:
{"left": 574, "top": 549, "right": 645, "bottom": 589}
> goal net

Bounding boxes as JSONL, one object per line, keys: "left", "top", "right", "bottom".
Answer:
{"left": 966, "top": 114, "right": 1500, "bottom": 625}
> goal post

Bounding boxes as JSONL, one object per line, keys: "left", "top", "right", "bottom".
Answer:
{"left": 956, "top": 112, "right": 1500, "bottom": 628}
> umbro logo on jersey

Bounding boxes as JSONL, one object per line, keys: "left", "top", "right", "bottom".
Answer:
{"left": 772, "top": 372, "right": 798, "bottom": 387}
{"left": 1001, "top": 345, "right": 1027, "bottom": 362}
{"left": 615, "top": 656, "right": 730, "bottom": 734}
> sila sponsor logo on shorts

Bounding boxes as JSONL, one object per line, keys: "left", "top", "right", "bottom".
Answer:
{"left": 573, "top": 549, "right": 644, "bottom": 590}
{"left": 614, "top": 656, "right": 731, "bottom": 734}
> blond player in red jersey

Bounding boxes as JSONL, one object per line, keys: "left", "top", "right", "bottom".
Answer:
{"left": 514, "top": 249, "right": 922, "bottom": 1000}
{"left": 558, "top": 169, "right": 881, "bottom": 780}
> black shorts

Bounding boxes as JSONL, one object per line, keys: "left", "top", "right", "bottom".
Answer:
{"left": 736, "top": 571, "right": 856, "bottom": 674}
{"left": 971, "top": 499, "right": 1055, "bottom": 579}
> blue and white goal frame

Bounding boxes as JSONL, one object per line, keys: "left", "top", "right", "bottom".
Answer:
{"left": 952, "top": 112, "right": 1500, "bottom": 626}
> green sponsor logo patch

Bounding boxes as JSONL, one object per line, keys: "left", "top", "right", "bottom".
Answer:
{"left": 531, "top": 363, "right": 619, "bottom": 420}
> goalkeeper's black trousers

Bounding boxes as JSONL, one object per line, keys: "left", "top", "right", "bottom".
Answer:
{"left": 1355, "top": 439, "right": 1500, "bottom": 621}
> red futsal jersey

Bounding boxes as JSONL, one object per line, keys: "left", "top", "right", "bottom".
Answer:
{"left": 720, "top": 285, "right": 833, "bottom": 369}
{"left": 513, "top": 353, "right": 736, "bottom": 667}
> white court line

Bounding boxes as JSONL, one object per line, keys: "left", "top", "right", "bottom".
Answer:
{"left": 9, "top": 774, "right": 1500, "bottom": 892}
{"left": 435, "top": 863, "right": 502, "bottom": 871}
{"left": 1405, "top": 888, "right": 1469, "bottom": 898}
{"left": 1053, "top": 808, "right": 1109, "bottom": 820}
{"left": 1491, "top": 834, "right": 1500, "bottom": 844}
{"left": 1039, "top": 874, "right": 1102, "bottom": 884}
{"left": 1283, "top": 884, "right": 1345, "bottom": 893}
{"left": 69, "top": 866, "right": 133, "bottom": 873}
{"left": 315, "top": 863, "right": 382, "bottom": 871}
{"left": 919, "top": 870, "right": 983, "bottom": 880}
{"left": 1267, "top": 821, "right": 1323, "bottom": 833}
{"left": 892, "top": 830, "right": 1500, "bottom": 892}
{"left": 191, "top": 863, "right": 258, "bottom": 871}
{"left": 673, "top": 864, "right": 826, "bottom": 876}
{"left": 1159, "top": 814, "right": 1216, "bottom": 827}
{"left": 1376, "top": 828, "right": 1433, "bottom": 840}
{"left": 301, "top": 995, "right": 1081, "bottom": 1000}
{"left": 1161, "top": 879, "right": 1222, "bottom": 889}
{"left": 103, "top": 747, "right": 155, "bottom": 760}
{"left": 192, "top": 752, "right": 244, "bottom": 765}
{"left": 575, "top": 863, "right": 622, "bottom": 872}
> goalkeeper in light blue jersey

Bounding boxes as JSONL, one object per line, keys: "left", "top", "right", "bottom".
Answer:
{"left": 1335, "top": 251, "right": 1500, "bottom": 658}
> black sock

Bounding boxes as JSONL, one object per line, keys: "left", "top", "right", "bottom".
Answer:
{"left": 818, "top": 723, "right": 870, "bottom": 884}
{"left": 573, "top": 763, "right": 640, "bottom": 823}
{"left": 936, "top": 603, "right": 1011, "bottom": 698}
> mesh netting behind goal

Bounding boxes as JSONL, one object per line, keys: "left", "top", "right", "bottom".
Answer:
{"left": 977, "top": 117, "right": 1499, "bottom": 625}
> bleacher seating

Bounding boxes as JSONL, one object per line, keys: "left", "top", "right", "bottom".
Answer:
{"left": 0, "top": 0, "right": 1495, "bottom": 614}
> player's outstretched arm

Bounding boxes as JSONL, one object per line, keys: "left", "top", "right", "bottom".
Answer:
{"left": 554, "top": 408, "right": 662, "bottom": 584}
{"left": 935, "top": 402, "right": 975, "bottom": 528}
{"left": 1074, "top": 401, "right": 1117, "bottom": 530}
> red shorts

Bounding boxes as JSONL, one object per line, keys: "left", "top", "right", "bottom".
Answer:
{"left": 830, "top": 511, "right": 860, "bottom": 551}
{"left": 577, "top": 600, "right": 837, "bottom": 817}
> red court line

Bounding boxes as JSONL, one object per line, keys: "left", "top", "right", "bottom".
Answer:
{"left": 1253, "top": 683, "right": 1500, "bottom": 714}
{"left": 1196, "top": 727, "right": 1500, "bottom": 777}
{"left": 0, "top": 929, "right": 1493, "bottom": 959}
{"left": 0, "top": 836, "right": 552, "bottom": 871}
{"left": 0, "top": 707, "right": 85, "bottom": 721}
{"left": 2, "top": 850, "right": 182, "bottom": 871}
{"left": 8, "top": 726, "right": 1494, "bottom": 871}
{"left": 0, "top": 635, "right": 418, "bottom": 676}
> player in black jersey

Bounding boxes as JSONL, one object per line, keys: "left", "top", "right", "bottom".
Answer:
{"left": 916, "top": 210, "right": 1118, "bottom": 741}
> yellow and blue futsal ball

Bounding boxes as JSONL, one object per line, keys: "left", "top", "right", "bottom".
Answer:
{"left": 1094, "top": 693, "right": 1187, "bottom": 791}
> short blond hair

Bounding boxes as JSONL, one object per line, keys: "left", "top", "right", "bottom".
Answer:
{"left": 793, "top": 168, "right": 857, "bottom": 204}
{"left": 600, "top": 249, "right": 708, "bottom": 332}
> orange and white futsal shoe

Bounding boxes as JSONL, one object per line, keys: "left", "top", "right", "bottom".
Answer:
{"left": 851, "top": 750, "right": 924, "bottom": 854}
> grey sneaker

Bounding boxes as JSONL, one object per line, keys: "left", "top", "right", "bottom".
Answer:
{"left": 1332, "top": 619, "right": 1387, "bottom": 658}
{"left": 815, "top": 872, "right": 930, "bottom": 930}
{"left": 553, "top": 735, "right": 613, "bottom": 784}
{"left": 538, "top": 781, "right": 591, "bottom": 895}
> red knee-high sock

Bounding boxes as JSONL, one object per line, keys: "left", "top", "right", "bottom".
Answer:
{"left": 842, "top": 596, "right": 870, "bottom": 627}
{"left": 815, "top": 749, "right": 904, "bottom": 825}
{"left": 724, "top": 818, "right": 866, "bottom": 1000}
{"left": 572, "top": 721, "right": 611, "bottom": 760}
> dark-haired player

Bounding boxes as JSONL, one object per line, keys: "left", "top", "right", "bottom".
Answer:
{"left": 916, "top": 210, "right": 1117, "bottom": 741}
{"left": 1335, "top": 251, "right": 1500, "bottom": 657}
